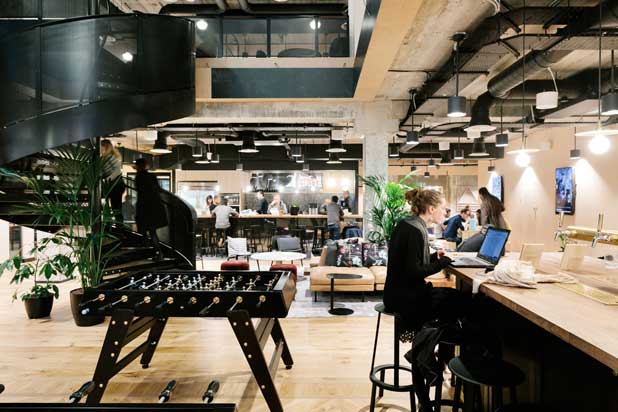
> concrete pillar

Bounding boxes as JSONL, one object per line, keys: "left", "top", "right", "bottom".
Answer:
{"left": 355, "top": 102, "right": 399, "bottom": 237}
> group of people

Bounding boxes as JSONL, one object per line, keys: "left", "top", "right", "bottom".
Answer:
{"left": 434, "top": 187, "right": 508, "bottom": 245}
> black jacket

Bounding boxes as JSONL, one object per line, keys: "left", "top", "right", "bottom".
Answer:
{"left": 258, "top": 198, "right": 269, "bottom": 214}
{"left": 384, "top": 217, "right": 451, "bottom": 325}
{"left": 135, "top": 170, "right": 168, "bottom": 229}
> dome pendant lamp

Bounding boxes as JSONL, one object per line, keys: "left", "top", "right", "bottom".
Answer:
{"left": 447, "top": 32, "right": 467, "bottom": 118}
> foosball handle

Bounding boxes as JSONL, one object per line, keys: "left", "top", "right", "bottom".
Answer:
{"left": 69, "top": 381, "right": 95, "bottom": 403}
{"left": 0, "top": 384, "right": 5, "bottom": 395}
{"left": 202, "top": 380, "right": 220, "bottom": 403}
{"left": 158, "top": 380, "right": 177, "bottom": 403}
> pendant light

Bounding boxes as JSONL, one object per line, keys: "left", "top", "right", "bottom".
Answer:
{"left": 303, "top": 163, "right": 310, "bottom": 172}
{"left": 295, "top": 153, "right": 305, "bottom": 164}
{"left": 488, "top": 161, "right": 496, "bottom": 172}
{"left": 495, "top": 103, "right": 509, "bottom": 147}
{"left": 291, "top": 131, "right": 302, "bottom": 157}
{"left": 578, "top": 2, "right": 618, "bottom": 154}
{"left": 440, "top": 152, "right": 454, "bottom": 165}
{"left": 389, "top": 140, "right": 400, "bottom": 158}
{"left": 151, "top": 131, "right": 172, "bottom": 154}
{"left": 448, "top": 33, "right": 467, "bottom": 118}
{"left": 326, "top": 139, "right": 346, "bottom": 153}
{"left": 192, "top": 128, "right": 203, "bottom": 158}
{"left": 210, "top": 153, "right": 220, "bottom": 164}
{"left": 515, "top": 1, "right": 531, "bottom": 168}
{"left": 570, "top": 128, "right": 581, "bottom": 160}
{"left": 236, "top": 163, "right": 243, "bottom": 171}
{"left": 407, "top": 92, "right": 420, "bottom": 145}
{"left": 453, "top": 137, "right": 465, "bottom": 159}
{"left": 239, "top": 132, "right": 259, "bottom": 153}
{"left": 326, "top": 153, "right": 342, "bottom": 164}
{"left": 428, "top": 140, "right": 436, "bottom": 166}
{"left": 411, "top": 162, "right": 417, "bottom": 173}
{"left": 423, "top": 166, "right": 430, "bottom": 178}
{"left": 469, "top": 137, "right": 489, "bottom": 157}
{"left": 602, "top": 50, "right": 618, "bottom": 115}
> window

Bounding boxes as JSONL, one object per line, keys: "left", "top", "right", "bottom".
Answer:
{"left": 222, "top": 18, "right": 267, "bottom": 57}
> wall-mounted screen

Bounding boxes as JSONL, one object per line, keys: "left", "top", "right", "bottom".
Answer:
{"left": 489, "top": 174, "right": 503, "bottom": 202}
{"left": 555, "top": 167, "right": 575, "bottom": 215}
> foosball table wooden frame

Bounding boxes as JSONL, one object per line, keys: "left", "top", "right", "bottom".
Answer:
{"left": 81, "top": 270, "right": 296, "bottom": 412}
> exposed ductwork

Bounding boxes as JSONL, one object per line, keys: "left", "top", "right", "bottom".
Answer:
{"left": 237, "top": 0, "right": 347, "bottom": 16}
{"left": 160, "top": 1, "right": 228, "bottom": 15}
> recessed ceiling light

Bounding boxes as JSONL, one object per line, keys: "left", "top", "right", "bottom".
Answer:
{"left": 196, "top": 19, "right": 208, "bottom": 31}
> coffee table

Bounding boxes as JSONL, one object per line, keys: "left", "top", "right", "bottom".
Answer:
{"left": 327, "top": 273, "right": 362, "bottom": 316}
{"left": 250, "top": 251, "right": 307, "bottom": 271}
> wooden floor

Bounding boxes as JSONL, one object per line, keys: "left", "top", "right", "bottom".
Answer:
{"left": 0, "top": 264, "right": 430, "bottom": 412}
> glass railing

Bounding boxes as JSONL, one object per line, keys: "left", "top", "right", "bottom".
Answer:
{"left": 192, "top": 16, "right": 349, "bottom": 58}
{"left": 0, "top": 14, "right": 195, "bottom": 128}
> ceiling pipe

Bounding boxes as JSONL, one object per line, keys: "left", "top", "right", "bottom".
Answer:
{"left": 160, "top": 1, "right": 228, "bottom": 15}
{"left": 237, "top": 0, "right": 347, "bottom": 16}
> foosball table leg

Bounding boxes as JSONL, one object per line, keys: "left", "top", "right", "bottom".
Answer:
{"left": 140, "top": 317, "right": 168, "bottom": 369}
{"left": 87, "top": 310, "right": 135, "bottom": 404}
{"left": 227, "top": 310, "right": 284, "bottom": 412}
{"left": 271, "top": 319, "right": 293, "bottom": 370}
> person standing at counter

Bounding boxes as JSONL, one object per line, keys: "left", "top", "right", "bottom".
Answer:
{"left": 100, "top": 139, "right": 125, "bottom": 222}
{"left": 478, "top": 187, "right": 509, "bottom": 229}
{"left": 339, "top": 190, "right": 354, "bottom": 213}
{"left": 205, "top": 195, "right": 214, "bottom": 214}
{"left": 269, "top": 193, "right": 288, "bottom": 215}
{"left": 322, "top": 195, "right": 344, "bottom": 240}
{"left": 256, "top": 190, "right": 269, "bottom": 214}
{"left": 443, "top": 206, "right": 471, "bottom": 244}
{"left": 210, "top": 195, "right": 220, "bottom": 212}
{"left": 212, "top": 197, "right": 238, "bottom": 239}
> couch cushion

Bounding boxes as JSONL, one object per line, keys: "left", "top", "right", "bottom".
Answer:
{"left": 310, "top": 266, "right": 375, "bottom": 286}
{"left": 362, "top": 242, "right": 388, "bottom": 267}
{"left": 369, "top": 266, "right": 387, "bottom": 284}
{"left": 335, "top": 242, "right": 363, "bottom": 267}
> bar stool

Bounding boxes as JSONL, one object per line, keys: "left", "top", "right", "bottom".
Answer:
{"left": 369, "top": 303, "right": 416, "bottom": 412}
{"left": 448, "top": 356, "right": 525, "bottom": 412}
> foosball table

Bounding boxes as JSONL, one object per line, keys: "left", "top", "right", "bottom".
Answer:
{"left": 79, "top": 270, "right": 296, "bottom": 412}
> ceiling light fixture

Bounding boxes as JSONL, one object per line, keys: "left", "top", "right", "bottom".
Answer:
{"left": 150, "top": 133, "right": 172, "bottom": 154}
{"left": 196, "top": 19, "right": 208, "bottom": 31}
{"left": 210, "top": 153, "right": 220, "bottom": 164}
{"left": 447, "top": 32, "right": 467, "bottom": 118}
{"left": 488, "top": 161, "right": 496, "bottom": 172}
{"left": 192, "top": 128, "right": 203, "bottom": 158}
{"left": 579, "top": 3, "right": 617, "bottom": 154}
{"left": 389, "top": 142, "right": 400, "bottom": 158}
{"left": 407, "top": 91, "right": 420, "bottom": 145}
{"left": 326, "top": 153, "right": 342, "bottom": 164}
{"left": 309, "top": 19, "right": 321, "bottom": 30}
{"left": 424, "top": 167, "right": 430, "bottom": 178}
{"left": 121, "top": 51, "right": 133, "bottom": 62}
{"left": 602, "top": 50, "right": 618, "bottom": 115}
{"left": 295, "top": 154, "right": 305, "bottom": 164}
{"left": 303, "top": 163, "right": 310, "bottom": 171}
{"left": 469, "top": 137, "right": 489, "bottom": 157}
{"left": 454, "top": 137, "right": 464, "bottom": 159}
{"left": 325, "top": 139, "right": 346, "bottom": 153}
{"left": 495, "top": 102, "right": 509, "bottom": 147}
{"left": 236, "top": 163, "right": 243, "bottom": 171}
{"left": 195, "top": 158, "right": 210, "bottom": 164}
{"left": 516, "top": 2, "right": 531, "bottom": 169}
{"left": 239, "top": 133, "right": 259, "bottom": 153}
{"left": 535, "top": 68, "right": 559, "bottom": 110}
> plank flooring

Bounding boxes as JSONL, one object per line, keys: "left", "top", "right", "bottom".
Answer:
{"left": 0, "top": 260, "right": 427, "bottom": 412}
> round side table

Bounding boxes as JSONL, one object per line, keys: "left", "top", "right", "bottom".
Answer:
{"left": 327, "top": 273, "right": 362, "bottom": 316}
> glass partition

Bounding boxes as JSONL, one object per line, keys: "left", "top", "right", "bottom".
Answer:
{"left": 271, "top": 17, "right": 318, "bottom": 57}
{"left": 319, "top": 17, "right": 349, "bottom": 57}
{"left": 223, "top": 18, "right": 267, "bottom": 57}
{"left": 192, "top": 17, "right": 221, "bottom": 58}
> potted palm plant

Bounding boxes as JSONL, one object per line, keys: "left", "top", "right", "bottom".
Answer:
{"left": 359, "top": 174, "right": 416, "bottom": 244}
{"left": 1, "top": 141, "right": 119, "bottom": 326}
{"left": 0, "top": 239, "right": 75, "bottom": 319}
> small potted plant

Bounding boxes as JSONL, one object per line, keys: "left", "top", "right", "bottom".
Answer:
{"left": 0, "top": 243, "right": 74, "bottom": 319}
{"left": 290, "top": 204, "right": 300, "bottom": 216}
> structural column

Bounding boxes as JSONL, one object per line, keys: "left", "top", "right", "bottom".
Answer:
{"left": 355, "top": 102, "right": 399, "bottom": 236}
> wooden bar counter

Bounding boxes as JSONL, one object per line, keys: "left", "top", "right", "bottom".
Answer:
{"left": 445, "top": 252, "right": 618, "bottom": 412}
{"left": 199, "top": 214, "right": 363, "bottom": 220}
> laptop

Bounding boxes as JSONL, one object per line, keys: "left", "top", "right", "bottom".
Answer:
{"left": 450, "top": 227, "right": 511, "bottom": 268}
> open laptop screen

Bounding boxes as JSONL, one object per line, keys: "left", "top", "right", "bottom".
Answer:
{"left": 478, "top": 228, "right": 510, "bottom": 264}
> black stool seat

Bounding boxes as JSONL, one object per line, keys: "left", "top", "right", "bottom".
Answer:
{"left": 374, "top": 302, "right": 395, "bottom": 316}
{"left": 449, "top": 357, "right": 526, "bottom": 388}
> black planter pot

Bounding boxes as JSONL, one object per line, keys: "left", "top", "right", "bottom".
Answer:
{"left": 290, "top": 206, "right": 300, "bottom": 216}
{"left": 24, "top": 295, "right": 53, "bottom": 319}
{"left": 70, "top": 288, "right": 105, "bottom": 327}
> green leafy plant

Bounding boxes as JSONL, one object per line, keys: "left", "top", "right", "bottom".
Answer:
{"left": 0, "top": 239, "right": 75, "bottom": 301}
{"left": 558, "top": 232, "right": 572, "bottom": 252}
{"left": 359, "top": 174, "right": 417, "bottom": 243}
{"left": 0, "top": 141, "right": 119, "bottom": 289}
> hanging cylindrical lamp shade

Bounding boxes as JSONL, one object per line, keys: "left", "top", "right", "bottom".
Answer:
{"left": 406, "top": 130, "right": 419, "bottom": 145}
{"left": 325, "top": 139, "right": 346, "bottom": 153}
{"left": 440, "top": 152, "right": 453, "bottom": 165}
{"left": 239, "top": 136, "right": 259, "bottom": 153}
{"left": 410, "top": 165, "right": 417, "bottom": 172}
{"left": 303, "top": 163, "right": 310, "bottom": 171}
{"left": 291, "top": 145, "right": 303, "bottom": 157}
{"left": 424, "top": 170, "right": 430, "bottom": 178}
{"left": 427, "top": 158, "right": 436, "bottom": 168}
{"left": 447, "top": 95, "right": 466, "bottom": 118}
{"left": 453, "top": 148, "right": 465, "bottom": 160}
{"left": 495, "top": 133, "right": 509, "bottom": 147}
{"left": 151, "top": 132, "right": 172, "bottom": 154}
{"left": 210, "top": 153, "right": 220, "bottom": 163}
{"left": 326, "top": 153, "right": 342, "bottom": 164}
{"left": 469, "top": 138, "right": 489, "bottom": 156}
{"left": 569, "top": 149, "right": 581, "bottom": 160}
{"left": 236, "top": 163, "right": 243, "bottom": 171}
{"left": 488, "top": 165, "right": 496, "bottom": 172}
{"left": 389, "top": 144, "right": 400, "bottom": 158}
{"left": 192, "top": 143, "right": 203, "bottom": 158}
{"left": 295, "top": 153, "right": 305, "bottom": 163}
{"left": 601, "top": 91, "right": 618, "bottom": 115}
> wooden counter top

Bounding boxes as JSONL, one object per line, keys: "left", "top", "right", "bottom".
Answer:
{"left": 445, "top": 252, "right": 618, "bottom": 372}
{"left": 198, "top": 214, "right": 363, "bottom": 219}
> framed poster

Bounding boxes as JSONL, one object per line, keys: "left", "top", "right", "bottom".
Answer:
{"left": 555, "top": 167, "right": 575, "bottom": 215}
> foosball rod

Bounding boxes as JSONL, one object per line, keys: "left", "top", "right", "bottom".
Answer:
{"left": 202, "top": 380, "right": 220, "bottom": 404}
{"left": 158, "top": 380, "right": 177, "bottom": 403}
{"left": 69, "top": 381, "right": 95, "bottom": 403}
